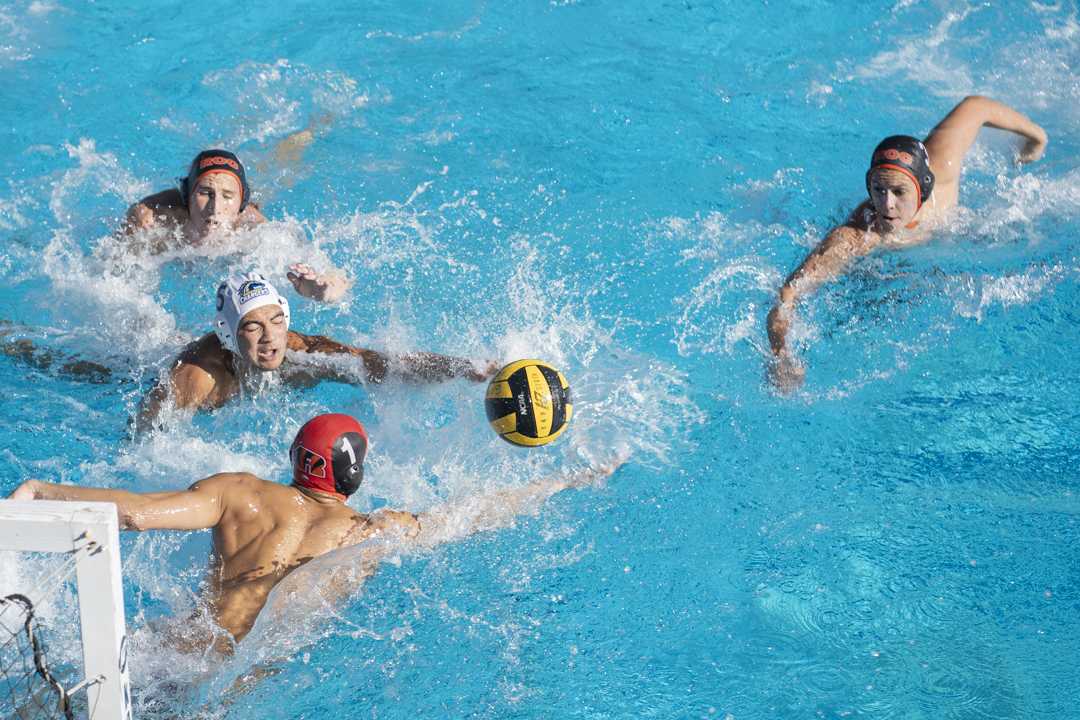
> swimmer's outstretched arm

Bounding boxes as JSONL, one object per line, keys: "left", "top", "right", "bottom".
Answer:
{"left": 923, "top": 96, "right": 1048, "bottom": 191}
{"left": 766, "top": 223, "right": 875, "bottom": 389}
{"left": 287, "top": 331, "right": 494, "bottom": 384}
{"left": 403, "top": 457, "right": 627, "bottom": 548}
{"left": 6, "top": 474, "right": 238, "bottom": 531}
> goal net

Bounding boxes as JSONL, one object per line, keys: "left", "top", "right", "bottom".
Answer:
{"left": 0, "top": 501, "right": 132, "bottom": 720}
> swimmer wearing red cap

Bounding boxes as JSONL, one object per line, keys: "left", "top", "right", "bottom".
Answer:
{"left": 135, "top": 273, "right": 495, "bottom": 432}
{"left": 766, "top": 96, "right": 1048, "bottom": 391}
{"left": 9, "top": 413, "right": 624, "bottom": 652}
{"left": 123, "top": 148, "right": 349, "bottom": 303}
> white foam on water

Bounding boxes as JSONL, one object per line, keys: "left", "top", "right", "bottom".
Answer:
{"left": 932, "top": 163, "right": 1080, "bottom": 250}
{"left": 41, "top": 232, "right": 180, "bottom": 363}
{"left": 27, "top": 1, "right": 60, "bottom": 16}
{"left": 0, "top": 8, "right": 31, "bottom": 63}
{"left": 988, "top": 5, "right": 1080, "bottom": 123}
{"left": 948, "top": 263, "right": 1065, "bottom": 322}
{"left": 676, "top": 261, "right": 783, "bottom": 358}
{"left": 201, "top": 59, "right": 378, "bottom": 148}
{"left": 31, "top": 139, "right": 183, "bottom": 362}
{"left": 806, "top": 81, "right": 834, "bottom": 108}
{"left": 364, "top": 14, "right": 482, "bottom": 42}
{"left": 0, "top": 195, "right": 30, "bottom": 231}
{"left": 661, "top": 211, "right": 789, "bottom": 358}
{"left": 851, "top": 1, "right": 1080, "bottom": 132}
{"left": 851, "top": 6, "right": 979, "bottom": 97}
{"left": 50, "top": 138, "right": 152, "bottom": 226}
{"left": 309, "top": 181, "right": 482, "bottom": 275}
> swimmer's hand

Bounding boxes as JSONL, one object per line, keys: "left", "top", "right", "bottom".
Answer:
{"left": 768, "top": 350, "right": 806, "bottom": 394}
{"left": 287, "top": 263, "right": 350, "bottom": 303}
{"left": 565, "top": 450, "right": 631, "bottom": 490}
{"left": 8, "top": 479, "right": 40, "bottom": 501}
{"left": 469, "top": 360, "right": 501, "bottom": 383}
{"left": 1018, "top": 126, "right": 1048, "bottom": 164}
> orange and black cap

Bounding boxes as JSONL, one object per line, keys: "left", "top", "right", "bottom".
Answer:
{"left": 865, "top": 135, "right": 935, "bottom": 209}
{"left": 179, "top": 149, "right": 250, "bottom": 210}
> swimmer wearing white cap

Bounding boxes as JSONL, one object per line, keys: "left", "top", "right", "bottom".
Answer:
{"left": 135, "top": 273, "right": 494, "bottom": 432}
{"left": 766, "top": 96, "right": 1048, "bottom": 392}
{"left": 123, "top": 148, "right": 349, "bottom": 303}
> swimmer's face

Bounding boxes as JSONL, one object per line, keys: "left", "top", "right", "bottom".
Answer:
{"left": 868, "top": 168, "right": 920, "bottom": 232}
{"left": 235, "top": 304, "right": 288, "bottom": 371}
{"left": 186, "top": 172, "right": 243, "bottom": 240}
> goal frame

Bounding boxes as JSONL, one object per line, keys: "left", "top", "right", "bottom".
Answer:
{"left": 1, "top": 500, "right": 132, "bottom": 720}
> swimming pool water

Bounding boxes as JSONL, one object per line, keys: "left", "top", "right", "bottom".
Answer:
{"left": 1, "top": 0, "right": 1078, "bottom": 717}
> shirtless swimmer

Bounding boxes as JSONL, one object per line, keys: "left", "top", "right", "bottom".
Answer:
{"left": 8, "top": 413, "right": 620, "bottom": 652}
{"left": 766, "top": 96, "right": 1048, "bottom": 391}
{"left": 136, "top": 273, "right": 493, "bottom": 432}
{"left": 124, "top": 149, "right": 348, "bottom": 302}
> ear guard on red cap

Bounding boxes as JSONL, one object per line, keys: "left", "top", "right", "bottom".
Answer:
{"left": 290, "top": 414, "right": 368, "bottom": 500}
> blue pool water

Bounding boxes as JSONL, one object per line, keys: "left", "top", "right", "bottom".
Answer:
{"left": 1, "top": 0, "right": 1078, "bottom": 717}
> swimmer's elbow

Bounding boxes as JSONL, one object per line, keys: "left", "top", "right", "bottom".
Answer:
{"left": 118, "top": 508, "right": 144, "bottom": 532}
{"left": 949, "top": 95, "right": 1000, "bottom": 126}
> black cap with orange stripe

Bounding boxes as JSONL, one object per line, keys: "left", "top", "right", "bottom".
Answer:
{"left": 865, "top": 135, "right": 935, "bottom": 209}
{"left": 179, "top": 149, "right": 251, "bottom": 210}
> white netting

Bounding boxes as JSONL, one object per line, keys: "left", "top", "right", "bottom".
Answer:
{"left": 0, "top": 593, "right": 74, "bottom": 720}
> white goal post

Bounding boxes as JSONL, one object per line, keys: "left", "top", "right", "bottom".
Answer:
{"left": 0, "top": 500, "right": 132, "bottom": 720}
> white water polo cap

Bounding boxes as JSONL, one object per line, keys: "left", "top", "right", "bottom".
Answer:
{"left": 214, "top": 272, "right": 290, "bottom": 353}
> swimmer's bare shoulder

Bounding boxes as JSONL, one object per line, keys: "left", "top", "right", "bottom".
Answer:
{"left": 172, "top": 334, "right": 237, "bottom": 407}
{"left": 125, "top": 189, "right": 188, "bottom": 233}
{"left": 134, "top": 334, "right": 233, "bottom": 432}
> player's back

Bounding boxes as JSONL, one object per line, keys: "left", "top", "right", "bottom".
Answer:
{"left": 206, "top": 473, "right": 365, "bottom": 640}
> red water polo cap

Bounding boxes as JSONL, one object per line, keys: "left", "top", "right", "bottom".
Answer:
{"left": 290, "top": 414, "right": 368, "bottom": 500}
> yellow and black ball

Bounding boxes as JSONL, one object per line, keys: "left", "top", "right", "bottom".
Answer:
{"left": 485, "top": 360, "right": 573, "bottom": 447}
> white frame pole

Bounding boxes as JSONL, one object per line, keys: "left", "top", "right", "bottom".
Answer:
{"left": 0, "top": 500, "right": 132, "bottom": 720}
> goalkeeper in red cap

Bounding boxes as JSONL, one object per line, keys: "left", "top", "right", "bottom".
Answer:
{"left": 8, "top": 413, "right": 622, "bottom": 654}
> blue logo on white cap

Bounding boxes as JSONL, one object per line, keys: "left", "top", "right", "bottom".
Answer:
{"left": 237, "top": 281, "right": 270, "bottom": 305}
